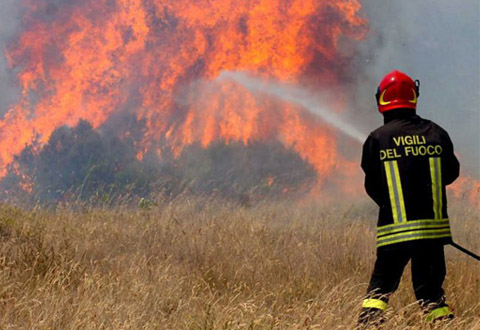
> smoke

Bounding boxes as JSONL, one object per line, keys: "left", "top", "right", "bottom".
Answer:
{"left": 0, "top": 0, "right": 21, "bottom": 114}
{"left": 0, "top": 0, "right": 478, "bottom": 205}
{"left": 354, "top": 0, "right": 480, "bottom": 177}
{"left": 217, "top": 71, "right": 367, "bottom": 143}
{"left": 221, "top": 0, "right": 480, "bottom": 179}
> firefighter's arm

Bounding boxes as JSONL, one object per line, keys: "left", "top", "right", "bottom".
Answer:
{"left": 442, "top": 133, "right": 460, "bottom": 185}
{"left": 361, "top": 134, "right": 383, "bottom": 206}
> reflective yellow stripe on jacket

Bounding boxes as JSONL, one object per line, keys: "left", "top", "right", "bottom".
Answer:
{"left": 384, "top": 160, "right": 407, "bottom": 223}
{"left": 429, "top": 157, "right": 443, "bottom": 219}
{"left": 378, "top": 158, "right": 452, "bottom": 247}
{"left": 376, "top": 219, "right": 452, "bottom": 248}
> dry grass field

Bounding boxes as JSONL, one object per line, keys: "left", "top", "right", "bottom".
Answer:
{"left": 0, "top": 196, "right": 478, "bottom": 329}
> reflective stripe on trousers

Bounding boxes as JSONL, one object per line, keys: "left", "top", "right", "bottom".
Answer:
{"left": 362, "top": 299, "right": 388, "bottom": 311}
{"left": 426, "top": 306, "right": 454, "bottom": 322}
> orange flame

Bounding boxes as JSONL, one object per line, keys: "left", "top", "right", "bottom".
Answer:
{"left": 1, "top": 0, "right": 368, "bottom": 191}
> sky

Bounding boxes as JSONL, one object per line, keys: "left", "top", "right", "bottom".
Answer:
{"left": 356, "top": 0, "right": 480, "bottom": 177}
{"left": 0, "top": 0, "right": 479, "bottom": 177}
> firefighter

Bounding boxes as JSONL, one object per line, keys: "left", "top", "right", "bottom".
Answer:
{"left": 358, "top": 70, "right": 460, "bottom": 325}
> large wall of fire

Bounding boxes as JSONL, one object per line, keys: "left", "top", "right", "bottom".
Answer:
{"left": 2, "top": 0, "right": 370, "bottom": 199}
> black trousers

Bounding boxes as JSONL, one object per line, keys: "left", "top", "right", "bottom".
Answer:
{"left": 366, "top": 242, "right": 447, "bottom": 309}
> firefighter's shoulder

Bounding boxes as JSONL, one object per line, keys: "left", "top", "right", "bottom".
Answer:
{"left": 419, "top": 117, "right": 453, "bottom": 142}
{"left": 362, "top": 130, "right": 380, "bottom": 147}
{"left": 424, "top": 118, "right": 450, "bottom": 137}
{"left": 369, "top": 122, "right": 395, "bottom": 140}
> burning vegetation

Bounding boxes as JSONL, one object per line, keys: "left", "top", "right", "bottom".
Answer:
{"left": 0, "top": 0, "right": 368, "bottom": 203}
{"left": 0, "top": 119, "right": 316, "bottom": 204}
{"left": 1, "top": 0, "right": 478, "bottom": 206}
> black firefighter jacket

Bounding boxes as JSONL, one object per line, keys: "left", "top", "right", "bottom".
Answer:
{"left": 361, "top": 111, "right": 460, "bottom": 250}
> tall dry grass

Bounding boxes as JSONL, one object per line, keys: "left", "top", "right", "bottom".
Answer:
{"left": 0, "top": 196, "right": 478, "bottom": 329}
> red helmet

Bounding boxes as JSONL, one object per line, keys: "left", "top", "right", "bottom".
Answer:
{"left": 375, "top": 70, "right": 420, "bottom": 113}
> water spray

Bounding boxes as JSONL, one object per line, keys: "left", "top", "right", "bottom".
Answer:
{"left": 217, "top": 71, "right": 367, "bottom": 143}
{"left": 218, "top": 71, "right": 480, "bottom": 262}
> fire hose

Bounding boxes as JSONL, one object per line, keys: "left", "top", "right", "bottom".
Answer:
{"left": 450, "top": 242, "right": 480, "bottom": 261}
